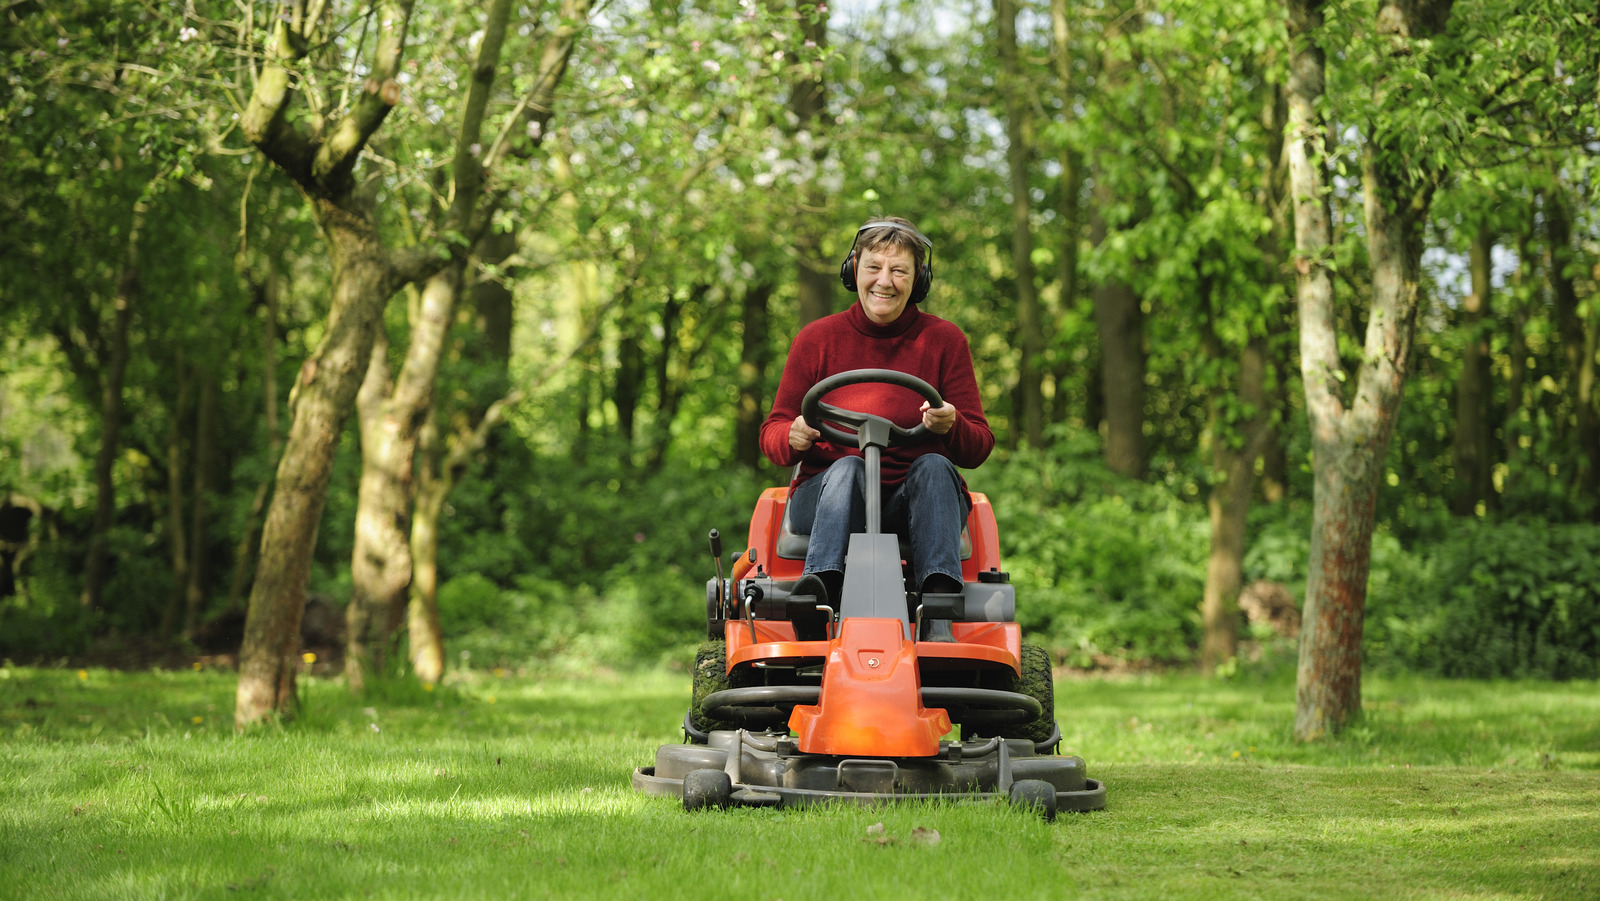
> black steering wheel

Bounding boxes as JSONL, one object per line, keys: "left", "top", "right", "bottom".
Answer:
{"left": 800, "top": 369, "right": 944, "bottom": 450}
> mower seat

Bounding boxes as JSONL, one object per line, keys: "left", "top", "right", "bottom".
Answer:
{"left": 775, "top": 495, "right": 973, "bottom": 562}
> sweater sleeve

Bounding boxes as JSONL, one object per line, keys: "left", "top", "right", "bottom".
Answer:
{"left": 759, "top": 326, "right": 819, "bottom": 468}
{"left": 934, "top": 325, "right": 994, "bottom": 469}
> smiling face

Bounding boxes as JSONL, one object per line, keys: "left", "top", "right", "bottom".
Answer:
{"left": 855, "top": 245, "right": 917, "bottom": 325}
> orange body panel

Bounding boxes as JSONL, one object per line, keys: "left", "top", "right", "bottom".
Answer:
{"left": 744, "top": 488, "right": 1003, "bottom": 583}
{"left": 724, "top": 620, "right": 1020, "bottom": 675}
{"left": 788, "top": 618, "right": 951, "bottom": 757}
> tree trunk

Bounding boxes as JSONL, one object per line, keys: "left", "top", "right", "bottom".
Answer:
{"left": 1502, "top": 232, "right": 1531, "bottom": 484}
{"left": 1546, "top": 187, "right": 1600, "bottom": 502}
{"left": 409, "top": 414, "right": 448, "bottom": 685}
{"left": 1201, "top": 333, "right": 1270, "bottom": 673}
{"left": 1451, "top": 226, "right": 1493, "bottom": 516}
{"left": 473, "top": 230, "right": 517, "bottom": 364}
{"left": 1091, "top": 194, "right": 1146, "bottom": 479}
{"left": 234, "top": 0, "right": 445, "bottom": 728}
{"left": 82, "top": 200, "right": 143, "bottom": 612}
{"left": 236, "top": 203, "right": 394, "bottom": 728}
{"left": 1257, "top": 79, "right": 1293, "bottom": 505}
{"left": 646, "top": 288, "right": 718, "bottom": 473}
{"left": 346, "top": 0, "right": 532, "bottom": 690}
{"left": 180, "top": 360, "right": 220, "bottom": 638}
{"left": 995, "top": 0, "right": 1043, "bottom": 449}
{"left": 614, "top": 287, "right": 645, "bottom": 449}
{"left": 1287, "top": 0, "right": 1447, "bottom": 741}
{"left": 791, "top": 3, "right": 833, "bottom": 327}
{"left": 1285, "top": 0, "right": 1342, "bottom": 738}
{"left": 1049, "top": 0, "right": 1083, "bottom": 431}
{"left": 347, "top": 326, "right": 412, "bottom": 691}
{"left": 226, "top": 269, "right": 283, "bottom": 614}
{"left": 735, "top": 281, "right": 774, "bottom": 469}
{"left": 409, "top": 385, "right": 524, "bottom": 684}
{"left": 162, "top": 360, "right": 192, "bottom": 637}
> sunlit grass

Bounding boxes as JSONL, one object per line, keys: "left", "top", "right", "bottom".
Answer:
{"left": 2, "top": 661, "right": 1596, "bottom": 899}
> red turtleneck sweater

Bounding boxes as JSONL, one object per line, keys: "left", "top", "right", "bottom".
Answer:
{"left": 760, "top": 302, "right": 994, "bottom": 487}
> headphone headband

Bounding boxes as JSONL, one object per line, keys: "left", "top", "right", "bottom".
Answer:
{"left": 854, "top": 220, "right": 932, "bottom": 250}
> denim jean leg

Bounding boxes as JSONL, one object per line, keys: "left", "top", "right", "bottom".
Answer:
{"left": 785, "top": 456, "right": 867, "bottom": 576}
{"left": 884, "top": 454, "right": 970, "bottom": 590}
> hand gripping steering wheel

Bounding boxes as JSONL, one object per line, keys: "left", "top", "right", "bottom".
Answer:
{"left": 800, "top": 369, "right": 944, "bottom": 451}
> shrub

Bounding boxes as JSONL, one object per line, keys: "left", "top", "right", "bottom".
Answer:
{"left": 979, "top": 432, "right": 1207, "bottom": 666}
{"left": 1366, "top": 519, "right": 1600, "bottom": 679}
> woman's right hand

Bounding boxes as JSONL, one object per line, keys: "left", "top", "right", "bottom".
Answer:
{"left": 789, "top": 415, "right": 821, "bottom": 452}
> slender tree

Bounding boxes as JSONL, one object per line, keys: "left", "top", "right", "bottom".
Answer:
{"left": 1287, "top": 0, "right": 1455, "bottom": 740}
{"left": 994, "top": 0, "right": 1045, "bottom": 449}
{"left": 234, "top": 0, "right": 449, "bottom": 727}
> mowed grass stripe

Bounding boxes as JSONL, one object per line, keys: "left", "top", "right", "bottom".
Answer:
{"left": 2, "top": 664, "right": 1596, "bottom": 899}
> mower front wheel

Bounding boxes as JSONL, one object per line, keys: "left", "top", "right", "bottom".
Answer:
{"left": 683, "top": 769, "right": 733, "bottom": 811}
{"left": 1009, "top": 778, "right": 1058, "bottom": 821}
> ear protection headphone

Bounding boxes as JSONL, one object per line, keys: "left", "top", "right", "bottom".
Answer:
{"left": 839, "top": 219, "right": 934, "bottom": 305}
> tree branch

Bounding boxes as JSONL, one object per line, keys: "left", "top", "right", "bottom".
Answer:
{"left": 311, "top": 0, "right": 417, "bottom": 195}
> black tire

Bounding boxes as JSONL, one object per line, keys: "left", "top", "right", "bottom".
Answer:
{"left": 1009, "top": 778, "right": 1058, "bottom": 821}
{"left": 689, "top": 640, "right": 751, "bottom": 737}
{"left": 683, "top": 768, "right": 733, "bottom": 811}
{"left": 961, "top": 644, "right": 1057, "bottom": 744}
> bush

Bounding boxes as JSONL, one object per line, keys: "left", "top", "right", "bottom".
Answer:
{"left": 978, "top": 432, "right": 1207, "bottom": 667}
{"left": 431, "top": 457, "right": 765, "bottom": 670}
{"left": 1366, "top": 519, "right": 1600, "bottom": 679}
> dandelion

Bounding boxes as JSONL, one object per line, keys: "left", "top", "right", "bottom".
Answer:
{"left": 423, "top": 683, "right": 435, "bottom": 692}
{"left": 487, "top": 696, "right": 497, "bottom": 704}
{"left": 302, "top": 652, "right": 317, "bottom": 664}
{"left": 77, "top": 669, "right": 88, "bottom": 681}
{"left": 192, "top": 716, "right": 204, "bottom": 725}
{"left": 493, "top": 667, "right": 507, "bottom": 678}
{"left": 1231, "top": 750, "right": 1241, "bottom": 759}
{"left": 192, "top": 661, "right": 202, "bottom": 671}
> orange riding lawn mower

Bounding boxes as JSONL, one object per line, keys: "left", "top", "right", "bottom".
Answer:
{"left": 632, "top": 370, "right": 1106, "bottom": 820}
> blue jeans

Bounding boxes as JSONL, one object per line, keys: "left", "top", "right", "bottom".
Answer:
{"left": 786, "top": 454, "right": 970, "bottom": 592}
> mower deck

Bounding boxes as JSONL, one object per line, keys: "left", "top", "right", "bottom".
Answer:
{"left": 633, "top": 728, "right": 1105, "bottom": 818}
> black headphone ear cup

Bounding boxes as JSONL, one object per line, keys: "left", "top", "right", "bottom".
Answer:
{"left": 839, "top": 251, "right": 858, "bottom": 292}
{"left": 911, "top": 261, "right": 932, "bottom": 303}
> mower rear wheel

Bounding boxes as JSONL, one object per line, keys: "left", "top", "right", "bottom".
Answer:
{"left": 683, "top": 769, "right": 733, "bottom": 811}
{"left": 961, "top": 643, "right": 1057, "bottom": 744}
{"left": 689, "top": 640, "right": 753, "bottom": 737}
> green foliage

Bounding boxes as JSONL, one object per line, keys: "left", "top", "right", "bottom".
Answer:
{"left": 425, "top": 455, "right": 765, "bottom": 671}
{"left": 0, "top": 533, "right": 93, "bottom": 661}
{"left": 980, "top": 430, "right": 1208, "bottom": 667}
{"left": 1367, "top": 519, "right": 1600, "bottom": 680}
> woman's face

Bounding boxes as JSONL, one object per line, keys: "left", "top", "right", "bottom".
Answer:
{"left": 856, "top": 245, "right": 916, "bottom": 325}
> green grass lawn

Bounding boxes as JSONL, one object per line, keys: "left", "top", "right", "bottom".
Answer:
{"left": 2, "top": 661, "right": 1596, "bottom": 900}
